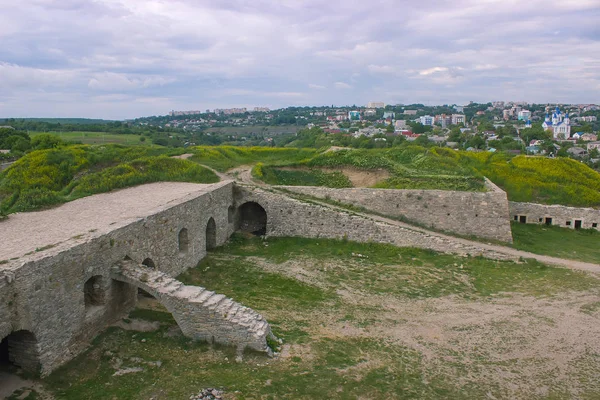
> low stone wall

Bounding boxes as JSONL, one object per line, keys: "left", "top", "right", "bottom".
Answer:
{"left": 237, "top": 186, "right": 517, "bottom": 261}
{"left": 276, "top": 179, "right": 513, "bottom": 243}
{"left": 509, "top": 201, "right": 600, "bottom": 230}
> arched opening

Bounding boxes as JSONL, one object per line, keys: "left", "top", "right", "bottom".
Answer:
{"left": 0, "top": 330, "right": 40, "bottom": 374}
{"left": 237, "top": 202, "right": 267, "bottom": 236}
{"left": 178, "top": 228, "right": 189, "bottom": 252}
{"left": 84, "top": 276, "right": 106, "bottom": 308}
{"left": 206, "top": 217, "right": 217, "bottom": 250}
{"left": 142, "top": 258, "right": 156, "bottom": 269}
{"left": 228, "top": 206, "right": 235, "bottom": 223}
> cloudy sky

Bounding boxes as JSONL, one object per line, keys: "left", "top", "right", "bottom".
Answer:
{"left": 1, "top": 0, "right": 599, "bottom": 119}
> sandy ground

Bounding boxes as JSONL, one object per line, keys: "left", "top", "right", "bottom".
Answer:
{"left": 0, "top": 182, "right": 218, "bottom": 261}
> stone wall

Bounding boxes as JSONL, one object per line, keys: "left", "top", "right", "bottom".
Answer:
{"left": 277, "top": 179, "right": 513, "bottom": 242}
{"left": 509, "top": 201, "right": 600, "bottom": 230}
{"left": 0, "top": 181, "right": 239, "bottom": 375}
{"left": 236, "top": 186, "right": 517, "bottom": 261}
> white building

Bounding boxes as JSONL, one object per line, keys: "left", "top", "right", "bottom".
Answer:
{"left": 419, "top": 115, "right": 434, "bottom": 126}
{"left": 451, "top": 114, "right": 465, "bottom": 125}
{"left": 348, "top": 111, "right": 361, "bottom": 121}
{"left": 517, "top": 110, "right": 531, "bottom": 121}
{"left": 543, "top": 106, "right": 571, "bottom": 139}
{"left": 367, "top": 101, "right": 385, "bottom": 108}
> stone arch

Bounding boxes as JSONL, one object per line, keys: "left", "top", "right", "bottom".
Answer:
{"left": 142, "top": 258, "right": 156, "bottom": 269}
{"left": 84, "top": 275, "right": 106, "bottom": 308}
{"left": 0, "top": 330, "right": 40, "bottom": 373}
{"left": 237, "top": 201, "right": 267, "bottom": 235}
{"left": 206, "top": 217, "right": 217, "bottom": 250}
{"left": 178, "top": 228, "right": 189, "bottom": 252}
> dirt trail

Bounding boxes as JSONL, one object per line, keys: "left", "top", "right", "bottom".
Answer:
{"left": 227, "top": 165, "right": 600, "bottom": 275}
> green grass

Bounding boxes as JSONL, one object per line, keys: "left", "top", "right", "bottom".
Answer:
{"left": 241, "top": 145, "right": 600, "bottom": 205}
{"left": 0, "top": 144, "right": 217, "bottom": 214}
{"left": 252, "top": 164, "right": 352, "bottom": 188}
{"left": 41, "top": 235, "right": 600, "bottom": 399}
{"left": 191, "top": 234, "right": 598, "bottom": 299}
{"left": 510, "top": 222, "right": 600, "bottom": 263}
{"left": 30, "top": 131, "right": 149, "bottom": 145}
{"left": 189, "top": 146, "right": 318, "bottom": 172}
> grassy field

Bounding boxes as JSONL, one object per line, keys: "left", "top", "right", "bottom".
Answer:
{"left": 511, "top": 222, "right": 600, "bottom": 263}
{"left": 30, "top": 131, "right": 148, "bottom": 145}
{"left": 0, "top": 144, "right": 216, "bottom": 214}
{"left": 189, "top": 146, "right": 318, "bottom": 172}
{"left": 37, "top": 235, "right": 600, "bottom": 399}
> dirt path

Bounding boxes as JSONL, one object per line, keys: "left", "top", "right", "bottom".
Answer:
{"left": 228, "top": 165, "right": 600, "bottom": 274}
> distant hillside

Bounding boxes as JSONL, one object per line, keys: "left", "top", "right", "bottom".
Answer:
{"left": 1, "top": 118, "right": 116, "bottom": 124}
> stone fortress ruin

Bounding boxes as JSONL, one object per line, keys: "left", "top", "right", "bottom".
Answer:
{"left": 1, "top": 177, "right": 599, "bottom": 376}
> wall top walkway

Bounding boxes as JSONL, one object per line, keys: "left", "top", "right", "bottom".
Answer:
{"left": 0, "top": 181, "right": 232, "bottom": 263}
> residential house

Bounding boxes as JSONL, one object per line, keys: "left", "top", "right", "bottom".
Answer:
{"left": 394, "top": 120, "right": 407, "bottom": 130}
{"left": 451, "top": 114, "right": 465, "bottom": 125}
{"left": 581, "top": 133, "right": 598, "bottom": 142}
{"left": 587, "top": 141, "right": 600, "bottom": 151}
{"left": 567, "top": 147, "right": 587, "bottom": 157}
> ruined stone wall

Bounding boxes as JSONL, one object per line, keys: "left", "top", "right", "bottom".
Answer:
{"left": 112, "top": 260, "right": 272, "bottom": 354}
{"left": 277, "top": 179, "right": 513, "bottom": 242}
{"left": 237, "top": 186, "right": 517, "bottom": 261}
{"left": 509, "top": 201, "right": 600, "bottom": 230}
{"left": 0, "top": 181, "right": 236, "bottom": 375}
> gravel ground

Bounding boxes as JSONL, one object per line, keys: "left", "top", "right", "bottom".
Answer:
{"left": 0, "top": 182, "right": 217, "bottom": 261}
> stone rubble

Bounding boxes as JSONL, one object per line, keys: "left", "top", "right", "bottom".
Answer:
{"left": 190, "top": 388, "right": 224, "bottom": 400}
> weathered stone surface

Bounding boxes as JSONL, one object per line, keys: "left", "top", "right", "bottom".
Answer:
{"left": 509, "top": 201, "right": 600, "bottom": 230}
{"left": 112, "top": 260, "right": 272, "bottom": 354}
{"left": 0, "top": 181, "right": 244, "bottom": 376}
{"left": 237, "top": 186, "right": 517, "bottom": 261}
{"left": 278, "top": 178, "right": 513, "bottom": 243}
{"left": 2, "top": 179, "right": 598, "bottom": 377}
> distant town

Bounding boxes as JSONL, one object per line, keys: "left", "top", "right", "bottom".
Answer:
{"left": 130, "top": 101, "right": 600, "bottom": 162}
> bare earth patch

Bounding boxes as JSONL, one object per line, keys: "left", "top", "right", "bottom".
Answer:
{"left": 277, "top": 166, "right": 390, "bottom": 187}
{"left": 236, "top": 254, "right": 600, "bottom": 398}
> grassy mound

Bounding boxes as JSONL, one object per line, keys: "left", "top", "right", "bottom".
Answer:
{"left": 244, "top": 145, "right": 600, "bottom": 206}
{"left": 189, "top": 146, "right": 318, "bottom": 171}
{"left": 0, "top": 144, "right": 218, "bottom": 214}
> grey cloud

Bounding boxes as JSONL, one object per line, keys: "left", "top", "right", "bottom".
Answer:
{"left": 0, "top": 0, "right": 598, "bottom": 118}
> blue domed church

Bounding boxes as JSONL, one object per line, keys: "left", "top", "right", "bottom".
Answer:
{"left": 542, "top": 106, "right": 571, "bottom": 139}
